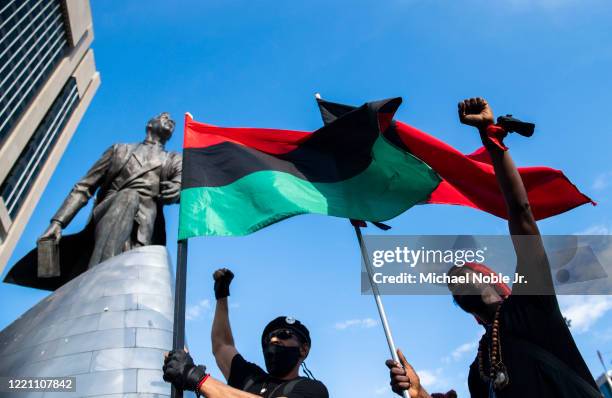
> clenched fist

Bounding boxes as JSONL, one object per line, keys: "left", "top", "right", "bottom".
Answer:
{"left": 458, "top": 97, "right": 494, "bottom": 131}
{"left": 213, "top": 268, "right": 234, "bottom": 300}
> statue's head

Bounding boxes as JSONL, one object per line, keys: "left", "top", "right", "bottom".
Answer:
{"left": 146, "top": 112, "right": 175, "bottom": 144}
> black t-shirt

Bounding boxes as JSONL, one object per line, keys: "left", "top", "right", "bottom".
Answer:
{"left": 467, "top": 295, "right": 599, "bottom": 398}
{"left": 227, "top": 354, "right": 329, "bottom": 398}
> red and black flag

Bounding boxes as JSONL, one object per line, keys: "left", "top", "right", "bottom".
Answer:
{"left": 179, "top": 98, "right": 441, "bottom": 238}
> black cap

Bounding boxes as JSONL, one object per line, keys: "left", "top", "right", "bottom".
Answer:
{"left": 261, "top": 316, "right": 311, "bottom": 347}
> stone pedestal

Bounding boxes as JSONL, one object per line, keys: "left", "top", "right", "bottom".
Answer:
{"left": 0, "top": 245, "right": 175, "bottom": 397}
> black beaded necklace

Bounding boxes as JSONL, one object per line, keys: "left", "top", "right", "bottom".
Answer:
{"left": 477, "top": 304, "right": 509, "bottom": 390}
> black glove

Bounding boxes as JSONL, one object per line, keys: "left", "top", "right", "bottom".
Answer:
{"left": 163, "top": 349, "right": 207, "bottom": 391}
{"left": 213, "top": 268, "right": 234, "bottom": 300}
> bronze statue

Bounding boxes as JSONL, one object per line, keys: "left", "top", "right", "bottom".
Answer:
{"left": 4, "top": 113, "right": 182, "bottom": 290}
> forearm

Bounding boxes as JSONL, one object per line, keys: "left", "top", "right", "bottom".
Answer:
{"left": 200, "top": 377, "right": 260, "bottom": 398}
{"left": 51, "top": 188, "right": 91, "bottom": 226}
{"left": 484, "top": 132, "right": 554, "bottom": 293}
{"left": 211, "top": 298, "right": 235, "bottom": 354}
{"left": 484, "top": 138, "right": 539, "bottom": 236}
{"left": 52, "top": 146, "right": 113, "bottom": 226}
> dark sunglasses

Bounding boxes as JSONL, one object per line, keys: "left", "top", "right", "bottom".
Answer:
{"left": 266, "top": 329, "right": 297, "bottom": 342}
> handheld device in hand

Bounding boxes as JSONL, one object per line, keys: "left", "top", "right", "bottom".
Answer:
{"left": 497, "top": 114, "right": 535, "bottom": 137}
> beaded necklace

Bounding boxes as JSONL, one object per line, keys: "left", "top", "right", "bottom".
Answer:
{"left": 477, "top": 304, "right": 509, "bottom": 390}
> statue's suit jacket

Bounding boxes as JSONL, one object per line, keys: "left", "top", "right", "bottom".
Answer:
{"left": 4, "top": 142, "right": 182, "bottom": 291}
{"left": 53, "top": 143, "right": 182, "bottom": 246}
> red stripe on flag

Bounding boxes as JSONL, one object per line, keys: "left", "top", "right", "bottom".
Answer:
{"left": 184, "top": 116, "right": 310, "bottom": 155}
{"left": 394, "top": 121, "right": 595, "bottom": 220}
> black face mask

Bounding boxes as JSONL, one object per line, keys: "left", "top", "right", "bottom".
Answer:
{"left": 263, "top": 344, "right": 301, "bottom": 377}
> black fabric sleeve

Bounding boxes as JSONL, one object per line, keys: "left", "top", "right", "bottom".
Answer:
{"left": 227, "top": 354, "right": 266, "bottom": 390}
{"left": 286, "top": 380, "right": 329, "bottom": 398}
{"left": 467, "top": 359, "right": 489, "bottom": 398}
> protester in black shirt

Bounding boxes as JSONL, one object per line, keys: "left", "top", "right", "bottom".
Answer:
{"left": 386, "top": 97, "right": 600, "bottom": 398}
{"left": 163, "top": 268, "right": 328, "bottom": 398}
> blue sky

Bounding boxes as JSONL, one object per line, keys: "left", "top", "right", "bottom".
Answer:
{"left": 2, "top": 0, "right": 612, "bottom": 396}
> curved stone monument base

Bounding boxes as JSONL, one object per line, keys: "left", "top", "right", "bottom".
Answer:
{"left": 0, "top": 246, "right": 176, "bottom": 397}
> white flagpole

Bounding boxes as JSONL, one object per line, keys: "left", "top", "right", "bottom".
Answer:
{"left": 315, "top": 92, "right": 408, "bottom": 397}
{"left": 353, "top": 224, "right": 409, "bottom": 398}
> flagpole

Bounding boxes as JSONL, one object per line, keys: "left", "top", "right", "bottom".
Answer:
{"left": 171, "top": 112, "right": 193, "bottom": 398}
{"left": 353, "top": 224, "right": 410, "bottom": 398}
{"left": 170, "top": 238, "right": 188, "bottom": 398}
{"left": 597, "top": 350, "right": 612, "bottom": 392}
{"left": 315, "top": 93, "right": 407, "bottom": 396}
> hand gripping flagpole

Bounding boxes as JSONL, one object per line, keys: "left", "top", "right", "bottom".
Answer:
{"left": 170, "top": 112, "right": 194, "bottom": 398}
{"left": 352, "top": 222, "right": 409, "bottom": 398}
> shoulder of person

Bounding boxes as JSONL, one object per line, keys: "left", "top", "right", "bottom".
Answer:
{"left": 165, "top": 150, "right": 182, "bottom": 162}
{"left": 231, "top": 353, "right": 263, "bottom": 373}
{"left": 285, "top": 378, "right": 329, "bottom": 398}
{"left": 228, "top": 354, "right": 267, "bottom": 388}
{"left": 108, "top": 143, "right": 137, "bottom": 155}
{"left": 504, "top": 294, "right": 561, "bottom": 313}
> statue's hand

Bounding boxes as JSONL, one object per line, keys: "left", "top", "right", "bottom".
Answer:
{"left": 160, "top": 181, "right": 180, "bottom": 203}
{"left": 39, "top": 221, "right": 62, "bottom": 243}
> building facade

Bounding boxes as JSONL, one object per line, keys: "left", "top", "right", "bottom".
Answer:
{"left": 0, "top": 0, "right": 100, "bottom": 273}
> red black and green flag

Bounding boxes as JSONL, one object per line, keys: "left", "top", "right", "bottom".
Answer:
{"left": 179, "top": 97, "right": 593, "bottom": 239}
{"left": 317, "top": 98, "right": 594, "bottom": 220}
{"left": 179, "top": 98, "right": 441, "bottom": 238}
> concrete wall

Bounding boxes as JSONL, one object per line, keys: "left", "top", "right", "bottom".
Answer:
{"left": 62, "top": 0, "right": 93, "bottom": 47}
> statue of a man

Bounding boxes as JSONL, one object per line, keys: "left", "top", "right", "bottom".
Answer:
{"left": 5, "top": 113, "right": 182, "bottom": 290}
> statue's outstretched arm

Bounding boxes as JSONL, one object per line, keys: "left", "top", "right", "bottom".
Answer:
{"left": 50, "top": 145, "right": 115, "bottom": 229}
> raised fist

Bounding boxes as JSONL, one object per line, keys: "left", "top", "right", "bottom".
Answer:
{"left": 213, "top": 268, "right": 234, "bottom": 300}
{"left": 458, "top": 97, "right": 494, "bottom": 130}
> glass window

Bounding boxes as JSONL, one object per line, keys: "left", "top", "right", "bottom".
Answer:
{"left": 0, "top": 0, "right": 69, "bottom": 144}
{"left": 0, "top": 77, "right": 80, "bottom": 219}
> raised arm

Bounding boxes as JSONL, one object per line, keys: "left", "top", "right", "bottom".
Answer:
{"left": 458, "top": 99, "right": 538, "bottom": 236}
{"left": 211, "top": 268, "right": 238, "bottom": 380}
{"left": 458, "top": 98, "right": 554, "bottom": 294}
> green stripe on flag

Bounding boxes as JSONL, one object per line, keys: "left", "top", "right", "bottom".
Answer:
{"left": 178, "top": 137, "right": 440, "bottom": 238}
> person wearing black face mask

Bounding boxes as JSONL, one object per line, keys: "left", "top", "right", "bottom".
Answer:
{"left": 163, "top": 268, "right": 328, "bottom": 397}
